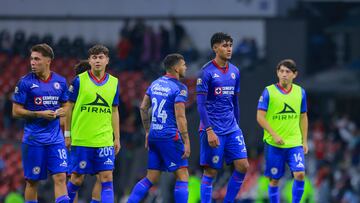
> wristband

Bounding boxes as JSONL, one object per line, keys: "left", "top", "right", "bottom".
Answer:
{"left": 64, "top": 131, "right": 71, "bottom": 138}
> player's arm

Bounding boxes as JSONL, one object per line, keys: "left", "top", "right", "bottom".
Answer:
{"left": 12, "top": 103, "right": 57, "bottom": 120}
{"left": 233, "top": 93, "right": 240, "bottom": 124}
{"left": 300, "top": 88, "right": 308, "bottom": 154}
{"left": 140, "top": 94, "right": 151, "bottom": 149}
{"left": 175, "top": 102, "right": 190, "bottom": 159}
{"left": 300, "top": 112, "right": 308, "bottom": 154}
{"left": 112, "top": 106, "right": 121, "bottom": 154}
{"left": 64, "top": 102, "right": 75, "bottom": 148}
{"left": 256, "top": 89, "right": 284, "bottom": 145}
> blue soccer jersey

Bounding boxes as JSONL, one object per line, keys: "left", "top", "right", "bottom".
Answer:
{"left": 146, "top": 74, "right": 188, "bottom": 140}
{"left": 257, "top": 84, "right": 307, "bottom": 113}
{"left": 13, "top": 72, "right": 68, "bottom": 146}
{"left": 196, "top": 60, "right": 240, "bottom": 135}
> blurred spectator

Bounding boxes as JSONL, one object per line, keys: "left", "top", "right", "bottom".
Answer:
{"left": 234, "top": 37, "right": 258, "bottom": 71}
{"left": 12, "top": 30, "right": 26, "bottom": 56}
{"left": 171, "top": 18, "right": 186, "bottom": 52}
{"left": 159, "top": 25, "right": 171, "bottom": 58}
{"left": 0, "top": 30, "right": 12, "bottom": 54}
{"left": 3, "top": 91, "right": 14, "bottom": 129}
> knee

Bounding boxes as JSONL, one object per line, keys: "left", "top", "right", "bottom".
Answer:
{"left": 99, "top": 171, "right": 113, "bottom": 182}
{"left": 175, "top": 168, "right": 189, "bottom": 182}
{"left": 71, "top": 173, "right": 85, "bottom": 186}
{"left": 269, "top": 178, "right": 279, "bottom": 186}
{"left": 53, "top": 173, "right": 67, "bottom": 185}
{"left": 203, "top": 167, "right": 217, "bottom": 178}
{"left": 234, "top": 159, "right": 249, "bottom": 173}
{"left": 294, "top": 172, "right": 305, "bottom": 181}
{"left": 26, "top": 179, "right": 38, "bottom": 188}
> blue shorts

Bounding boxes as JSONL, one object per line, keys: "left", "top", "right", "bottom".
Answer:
{"left": 264, "top": 143, "right": 305, "bottom": 179}
{"left": 22, "top": 143, "right": 68, "bottom": 181}
{"left": 69, "top": 146, "right": 115, "bottom": 174}
{"left": 148, "top": 139, "right": 188, "bottom": 172}
{"left": 200, "top": 129, "right": 248, "bottom": 169}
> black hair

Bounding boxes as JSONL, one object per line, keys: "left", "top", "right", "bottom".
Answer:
{"left": 30, "top": 43, "right": 54, "bottom": 59}
{"left": 210, "top": 32, "right": 233, "bottom": 48}
{"left": 163, "top": 53, "right": 184, "bottom": 72}
{"left": 88, "top": 44, "right": 109, "bottom": 57}
{"left": 74, "top": 60, "right": 91, "bottom": 75}
{"left": 276, "top": 59, "right": 297, "bottom": 73}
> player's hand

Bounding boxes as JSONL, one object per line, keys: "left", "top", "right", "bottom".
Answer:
{"left": 303, "top": 142, "right": 308, "bottom": 154}
{"left": 272, "top": 134, "right": 284, "bottom": 145}
{"left": 65, "top": 137, "right": 71, "bottom": 149}
{"left": 207, "top": 130, "right": 220, "bottom": 148}
{"left": 182, "top": 142, "right": 191, "bottom": 159}
{"left": 38, "top": 110, "right": 57, "bottom": 120}
{"left": 114, "top": 138, "right": 121, "bottom": 155}
{"left": 55, "top": 108, "right": 66, "bottom": 117}
{"left": 145, "top": 133, "right": 149, "bottom": 150}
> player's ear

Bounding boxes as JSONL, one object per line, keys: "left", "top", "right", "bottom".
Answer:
{"left": 293, "top": 71, "right": 298, "bottom": 79}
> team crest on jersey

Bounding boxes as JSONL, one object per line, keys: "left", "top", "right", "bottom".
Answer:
{"left": 53, "top": 82, "right": 61, "bottom": 89}
{"left": 214, "top": 87, "right": 222, "bottom": 95}
{"left": 68, "top": 85, "right": 74, "bottom": 93}
{"left": 212, "top": 156, "right": 219, "bottom": 164}
{"left": 32, "top": 166, "right": 41, "bottom": 175}
{"left": 197, "top": 78, "right": 202, "bottom": 85}
{"left": 34, "top": 97, "right": 43, "bottom": 105}
{"left": 231, "top": 73, "right": 236, "bottom": 79}
{"left": 271, "top": 167, "right": 278, "bottom": 175}
{"left": 180, "top": 90, "right": 187, "bottom": 97}
{"left": 79, "top": 161, "right": 87, "bottom": 169}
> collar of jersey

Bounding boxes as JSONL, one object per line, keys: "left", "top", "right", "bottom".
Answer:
{"left": 212, "top": 60, "right": 229, "bottom": 74}
{"left": 164, "top": 73, "right": 178, "bottom": 80}
{"left": 88, "top": 70, "right": 108, "bottom": 83}
{"left": 275, "top": 83, "right": 293, "bottom": 94}
{"left": 35, "top": 72, "right": 52, "bottom": 83}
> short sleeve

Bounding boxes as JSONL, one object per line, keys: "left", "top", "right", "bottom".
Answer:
{"left": 196, "top": 70, "right": 210, "bottom": 93}
{"left": 301, "top": 88, "right": 307, "bottom": 113}
{"left": 112, "top": 82, "right": 120, "bottom": 106}
{"left": 12, "top": 79, "right": 28, "bottom": 105}
{"left": 68, "top": 76, "right": 80, "bottom": 102}
{"left": 175, "top": 85, "right": 188, "bottom": 103}
{"left": 59, "top": 81, "right": 69, "bottom": 103}
{"left": 257, "top": 88, "right": 270, "bottom": 111}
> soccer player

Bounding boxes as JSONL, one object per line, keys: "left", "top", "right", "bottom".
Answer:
{"left": 12, "top": 43, "right": 70, "bottom": 203}
{"left": 69, "top": 60, "right": 102, "bottom": 203}
{"left": 196, "top": 32, "right": 249, "bottom": 203}
{"left": 65, "top": 45, "right": 120, "bottom": 203}
{"left": 256, "top": 59, "right": 308, "bottom": 203}
{"left": 127, "top": 53, "right": 190, "bottom": 203}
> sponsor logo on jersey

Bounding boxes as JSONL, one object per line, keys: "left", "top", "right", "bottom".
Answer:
{"left": 214, "top": 86, "right": 235, "bottom": 95}
{"left": 14, "top": 86, "right": 19, "bottom": 94}
{"left": 213, "top": 73, "right": 220, "bottom": 78}
{"left": 34, "top": 97, "right": 43, "bottom": 105}
{"left": 259, "top": 96, "right": 263, "bottom": 102}
{"left": 34, "top": 96, "right": 59, "bottom": 106}
{"left": 68, "top": 85, "right": 74, "bottom": 93}
{"left": 180, "top": 89, "right": 187, "bottom": 97}
{"left": 197, "top": 78, "right": 202, "bottom": 85}
{"left": 30, "top": 83, "right": 39, "bottom": 89}
{"left": 80, "top": 93, "right": 111, "bottom": 114}
{"left": 272, "top": 103, "right": 298, "bottom": 120}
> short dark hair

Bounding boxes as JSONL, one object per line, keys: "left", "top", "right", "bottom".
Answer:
{"left": 163, "top": 53, "right": 184, "bottom": 72}
{"left": 30, "top": 43, "right": 54, "bottom": 59}
{"left": 88, "top": 44, "right": 109, "bottom": 57}
{"left": 74, "top": 60, "right": 91, "bottom": 75}
{"left": 276, "top": 59, "right": 297, "bottom": 73}
{"left": 210, "top": 32, "right": 233, "bottom": 48}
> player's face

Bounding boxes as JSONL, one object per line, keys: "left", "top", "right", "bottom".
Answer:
{"left": 89, "top": 53, "right": 109, "bottom": 72}
{"left": 30, "top": 51, "right": 51, "bottom": 74}
{"left": 277, "top": 65, "right": 297, "bottom": 86}
{"left": 213, "top": 40, "right": 233, "bottom": 60}
{"left": 175, "top": 59, "right": 187, "bottom": 78}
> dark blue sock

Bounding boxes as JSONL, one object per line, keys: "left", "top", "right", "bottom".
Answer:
{"left": 90, "top": 199, "right": 100, "bottom": 203}
{"left": 55, "top": 195, "right": 70, "bottom": 203}
{"left": 101, "top": 181, "right": 114, "bottom": 203}
{"left": 224, "top": 171, "right": 245, "bottom": 202}
{"left": 292, "top": 179, "right": 305, "bottom": 203}
{"left": 67, "top": 181, "right": 80, "bottom": 203}
{"left": 25, "top": 201, "right": 38, "bottom": 203}
{"left": 268, "top": 185, "right": 279, "bottom": 203}
{"left": 200, "top": 175, "right": 213, "bottom": 203}
{"left": 174, "top": 181, "right": 188, "bottom": 203}
{"left": 127, "top": 177, "right": 153, "bottom": 203}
